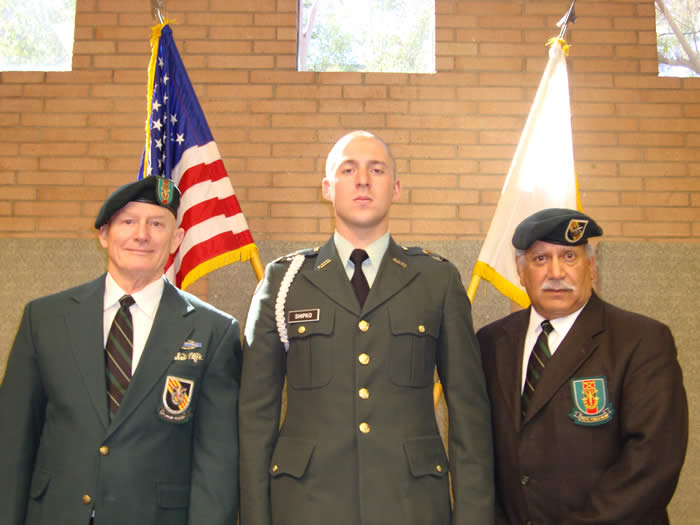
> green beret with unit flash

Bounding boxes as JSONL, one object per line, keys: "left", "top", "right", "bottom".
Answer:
{"left": 94, "top": 176, "right": 181, "bottom": 229}
{"left": 512, "top": 208, "right": 603, "bottom": 250}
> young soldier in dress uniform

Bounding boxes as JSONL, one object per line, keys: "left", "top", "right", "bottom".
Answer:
{"left": 0, "top": 176, "right": 241, "bottom": 525}
{"left": 239, "top": 130, "right": 494, "bottom": 525}
{"left": 477, "top": 208, "right": 688, "bottom": 524}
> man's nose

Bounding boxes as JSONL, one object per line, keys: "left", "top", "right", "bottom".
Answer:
{"left": 355, "top": 167, "right": 369, "bottom": 186}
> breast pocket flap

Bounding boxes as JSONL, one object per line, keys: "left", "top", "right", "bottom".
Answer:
{"left": 389, "top": 310, "right": 439, "bottom": 338}
{"left": 287, "top": 309, "right": 334, "bottom": 340}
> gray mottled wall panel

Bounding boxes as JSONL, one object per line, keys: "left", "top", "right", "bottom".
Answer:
{"left": 0, "top": 239, "right": 696, "bottom": 522}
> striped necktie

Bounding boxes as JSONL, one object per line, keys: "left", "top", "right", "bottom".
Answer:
{"left": 522, "top": 319, "right": 554, "bottom": 418}
{"left": 105, "top": 295, "right": 135, "bottom": 419}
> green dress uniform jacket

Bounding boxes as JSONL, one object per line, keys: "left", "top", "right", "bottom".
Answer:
{"left": 0, "top": 274, "right": 242, "bottom": 525}
{"left": 477, "top": 292, "right": 688, "bottom": 525}
{"left": 239, "top": 238, "right": 494, "bottom": 525}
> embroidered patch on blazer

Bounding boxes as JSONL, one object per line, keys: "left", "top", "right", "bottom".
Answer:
{"left": 158, "top": 376, "right": 194, "bottom": 423}
{"left": 568, "top": 376, "right": 614, "bottom": 426}
{"left": 288, "top": 309, "right": 320, "bottom": 323}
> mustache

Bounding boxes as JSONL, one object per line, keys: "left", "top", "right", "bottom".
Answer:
{"left": 541, "top": 279, "right": 575, "bottom": 291}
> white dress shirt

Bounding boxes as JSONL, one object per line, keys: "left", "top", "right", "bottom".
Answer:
{"left": 520, "top": 302, "right": 587, "bottom": 393}
{"left": 103, "top": 273, "right": 165, "bottom": 374}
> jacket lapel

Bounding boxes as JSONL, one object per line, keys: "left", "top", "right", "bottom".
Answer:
{"left": 66, "top": 275, "right": 110, "bottom": 429}
{"left": 497, "top": 310, "right": 529, "bottom": 432}
{"left": 302, "top": 239, "right": 361, "bottom": 316}
{"left": 362, "top": 240, "right": 419, "bottom": 315}
{"left": 106, "top": 280, "right": 195, "bottom": 435}
{"left": 522, "top": 293, "right": 605, "bottom": 425}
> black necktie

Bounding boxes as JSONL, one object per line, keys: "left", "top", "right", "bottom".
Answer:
{"left": 105, "top": 295, "right": 135, "bottom": 419}
{"left": 522, "top": 319, "right": 554, "bottom": 418}
{"left": 350, "top": 249, "right": 370, "bottom": 307}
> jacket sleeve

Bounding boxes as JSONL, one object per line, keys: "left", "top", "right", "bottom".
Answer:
{"left": 238, "top": 263, "right": 287, "bottom": 525}
{"left": 188, "top": 316, "right": 243, "bottom": 525}
{"left": 561, "top": 321, "right": 688, "bottom": 525}
{"left": 435, "top": 263, "right": 495, "bottom": 525}
{"left": 0, "top": 303, "right": 47, "bottom": 525}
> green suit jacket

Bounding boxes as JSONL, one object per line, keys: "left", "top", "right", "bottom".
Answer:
{"left": 239, "top": 238, "right": 494, "bottom": 525}
{"left": 0, "top": 274, "right": 242, "bottom": 525}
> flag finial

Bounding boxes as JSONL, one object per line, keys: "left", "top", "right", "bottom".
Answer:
{"left": 556, "top": 0, "right": 577, "bottom": 40}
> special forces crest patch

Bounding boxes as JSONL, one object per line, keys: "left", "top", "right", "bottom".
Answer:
{"left": 568, "top": 376, "right": 614, "bottom": 426}
{"left": 156, "top": 177, "right": 175, "bottom": 206}
{"left": 158, "top": 376, "right": 194, "bottom": 423}
{"left": 565, "top": 219, "right": 588, "bottom": 243}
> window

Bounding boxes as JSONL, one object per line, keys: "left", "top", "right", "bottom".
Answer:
{"left": 655, "top": 0, "right": 700, "bottom": 77}
{"left": 297, "top": 0, "right": 435, "bottom": 73}
{"left": 0, "top": 0, "right": 77, "bottom": 72}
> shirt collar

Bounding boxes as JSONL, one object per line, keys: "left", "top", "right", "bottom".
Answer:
{"left": 104, "top": 273, "right": 165, "bottom": 319}
{"left": 333, "top": 231, "right": 391, "bottom": 268}
{"left": 527, "top": 300, "right": 588, "bottom": 338}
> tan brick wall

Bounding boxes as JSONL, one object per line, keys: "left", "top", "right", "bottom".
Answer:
{"left": 0, "top": 0, "right": 699, "bottom": 246}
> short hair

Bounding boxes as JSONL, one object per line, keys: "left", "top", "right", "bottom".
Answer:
{"left": 324, "top": 130, "right": 395, "bottom": 180}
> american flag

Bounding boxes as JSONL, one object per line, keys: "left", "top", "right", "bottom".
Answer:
{"left": 139, "top": 23, "right": 256, "bottom": 290}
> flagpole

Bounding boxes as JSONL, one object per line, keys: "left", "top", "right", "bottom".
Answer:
{"left": 466, "top": 274, "right": 480, "bottom": 303}
{"left": 251, "top": 251, "right": 264, "bottom": 282}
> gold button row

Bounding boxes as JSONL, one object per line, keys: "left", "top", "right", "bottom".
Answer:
{"left": 359, "top": 422, "right": 371, "bottom": 434}
{"left": 358, "top": 388, "right": 369, "bottom": 400}
{"left": 358, "top": 353, "right": 370, "bottom": 365}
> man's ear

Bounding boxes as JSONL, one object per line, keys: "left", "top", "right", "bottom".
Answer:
{"left": 322, "top": 177, "right": 333, "bottom": 202}
{"left": 392, "top": 179, "right": 401, "bottom": 202}
{"left": 170, "top": 227, "right": 185, "bottom": 254}
{"left": 98, "top": 225, "right": 109, "bottom": 249}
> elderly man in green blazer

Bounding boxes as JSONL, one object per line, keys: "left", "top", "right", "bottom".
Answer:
{"left": 0, "top": 176, "right": 242, "bottom": 525}
{"left": 239, "top": 131, "right": 494, "bottom": 525}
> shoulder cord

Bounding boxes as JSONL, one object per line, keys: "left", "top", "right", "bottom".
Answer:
{"left": 275, "top": 254, "right": 305, "bottom": 351}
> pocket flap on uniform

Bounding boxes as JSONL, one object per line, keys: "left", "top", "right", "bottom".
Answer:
{"left": 29, "top": 468, "right": 50, "bottom": 499}
{"left": 389, "top": 310, "right": 440, "bottom": 338}
{"left": 269, "top": 437, "right": 316, "bottom": 479}
{"left": 287, "top": 309, "right": 334, "bottom": 340}
{"left": 157, "top": 481, "right": 190, "bottom": 508}
{"left": 403, "top": 436, "right": 449, "bottom": 478}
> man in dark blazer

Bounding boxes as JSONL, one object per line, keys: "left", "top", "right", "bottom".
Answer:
{"left": 477, "top": 208, "right": 688, "bottom": 525}
{"left": 239, "top": 131, "right": 494, "bottom": 525}
{"left": 0, "top": 176, "right": 242, "bottom": 525}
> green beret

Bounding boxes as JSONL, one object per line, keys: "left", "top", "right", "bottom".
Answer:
{"left": 512, "top": 208, "right": 603, "bottom": 250}
{"left": 94, "top": 176, "right": 180, "bottom": 229}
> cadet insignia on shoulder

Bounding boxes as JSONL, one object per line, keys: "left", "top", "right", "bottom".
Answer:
{"left": 158, "top": 376, "right": 194, "bottom": 423}
{"left": 568, "top": 376, "right": 614, "bottom": 426}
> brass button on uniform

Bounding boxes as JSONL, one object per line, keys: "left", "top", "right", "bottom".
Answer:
{"left": 82, "top": 494, "right": 92, "bottom": 505}
{"left": 358, "top": 320, "right": 369, "bottom": 332}
{"left": 272, "top": 464, "right": 279, "bottom": 473}
{"left": 436, "top": 464, "right": 443, "bottom": 473}
{"left": 297, "top": 326, "right": 306, "bottom": 334}
{"left": 358, "top": 388, "right": 369, "bottom": 400}
{"left": 418, "top": 324, "right": 426, "bottom": 333}
{"left": 358, "top": 353, "right": 370, "bottom": 365}
{"left": 99, "top": 445, "right": 110, "bottom": 456}
{"left": 359, "top": 422, "right": 370, "bottom": 434}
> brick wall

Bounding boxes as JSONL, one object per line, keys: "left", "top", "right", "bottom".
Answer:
{"left": 1, "top": 0, "right": 699, "bottom": 247}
